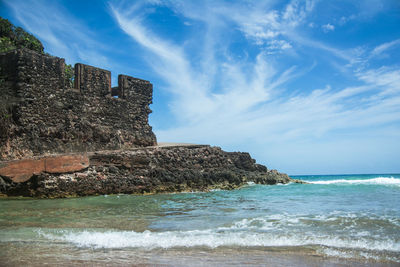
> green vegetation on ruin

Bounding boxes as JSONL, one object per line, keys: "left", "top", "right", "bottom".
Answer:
{"left": 0, "top": 17, "right": 44, "bottom": 54}
{"left": 0, "top": 17, "right": 74, "bottom": 87}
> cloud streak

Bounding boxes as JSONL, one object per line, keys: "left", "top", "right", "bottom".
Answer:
{"left": 110, "top": 0, "right": 400, "bottom": 174}
{"left": 4, "top": 0, "right": 111, "bottom": 68}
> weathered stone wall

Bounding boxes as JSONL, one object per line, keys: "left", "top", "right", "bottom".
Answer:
{"left": 0, "top": 145, "right": 295, "bottom": 197}
{"left": 0, "top": 49, "right": 156, "bottom": 160}
{"left": 118, "top": 74, "right": 153, "bottom": 102}
{"left": 75, "top": 63, "right": 111, "bottom": 97}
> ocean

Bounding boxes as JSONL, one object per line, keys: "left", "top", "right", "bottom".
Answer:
{"left": 1, "top": 174, "right": 399, "bottom": 266}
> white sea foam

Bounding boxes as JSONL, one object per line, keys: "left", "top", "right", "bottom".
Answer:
{"left": 306, "top": 177, "right": 400, "bottom": 186}
{"left": 38, "top": 224, "right": 400, "bottom": 253}
{"left": 33, "top": 209, "right": 400, "bottom": 262}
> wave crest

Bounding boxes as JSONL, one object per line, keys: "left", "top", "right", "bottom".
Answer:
{"left": 306, "top": 177, "right": 400, "bottom": 186}
{"left": 37, "top": 225, "right": 400, "bottom": 253}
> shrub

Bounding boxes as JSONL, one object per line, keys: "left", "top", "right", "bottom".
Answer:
{"left": 0, "top": 17, "right": 44, "bottom": 53}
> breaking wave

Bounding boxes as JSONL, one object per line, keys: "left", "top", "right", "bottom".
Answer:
{"left": 306, "top": 177, "right": 400, "bottom": 186}
{"left": 60, "top": 230, "right": 397, "bottom": 252}
{"left": 36, "top": 212, "right": 400, "bottom": 255}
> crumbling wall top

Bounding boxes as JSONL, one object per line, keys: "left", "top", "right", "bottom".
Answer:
{"left": 117, "top": 74, "right": 153, "bottom": 103}
{"left": 0, "top": 48, "right": 66, "bottom": 94}
{"left": 74, "top": 63, "right": 111, "bottom": 97}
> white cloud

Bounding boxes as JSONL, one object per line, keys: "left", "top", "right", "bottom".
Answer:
{"left": 322, "top": 23, "right": 335, "bottom": 32}
{"left": 338, "top": 15, "right": 356, "bottom": 25}
{"left": 211, "top": 0, "right": 317, "bottom": 46}
{"left": 110, "top": 1, "right": 400, "bottom": 174}
{"left": 283, "top": 0, "right": 315, "bottom": 27}
{"left": 266, "top": 40, "right": 292, "bottom": 53}
{"left": 370, "top": 39, "right": 400, "bottom": 58}
{"left": 4, "top": 0, "right": 111, "bottom": 68}
{"left": 110, "top": 2, "right": 400, "bottom": 134}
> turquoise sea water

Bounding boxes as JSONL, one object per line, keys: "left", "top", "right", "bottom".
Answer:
{"left": 0, "top": 174, "right": 399, "bottom": 265}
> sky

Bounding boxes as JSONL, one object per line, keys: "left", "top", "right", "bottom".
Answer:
{"left": 1, "top": 0, "right": 399, "bottom": 175}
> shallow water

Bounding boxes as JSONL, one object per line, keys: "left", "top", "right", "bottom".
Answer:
{"left": 1, "top": 174, "right": 399, "bottom": 266}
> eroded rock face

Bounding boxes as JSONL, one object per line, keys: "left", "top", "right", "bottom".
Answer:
{"left": 0, "top": 146, "right": 295, "bottom": 198}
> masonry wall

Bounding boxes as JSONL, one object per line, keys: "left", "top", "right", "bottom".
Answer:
{"left": 0, "top": 49, "right": 157, "bottom": 160}
{"left": 75, "top": 63, "right": 111, "bottom": 97}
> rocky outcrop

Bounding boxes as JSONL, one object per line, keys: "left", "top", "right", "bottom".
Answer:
{"left": 0, "top": 145, "right": 297, "bottom": 198}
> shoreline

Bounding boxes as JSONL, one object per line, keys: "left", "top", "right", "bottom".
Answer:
{"left": 1, "top": 243, "right": 398, "bottom": 267}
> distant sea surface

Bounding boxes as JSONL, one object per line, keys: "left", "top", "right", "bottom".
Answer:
{"left": 1, "top": 174, "right": 399, "bottom": 266}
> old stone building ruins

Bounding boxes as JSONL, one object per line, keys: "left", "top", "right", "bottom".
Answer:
{"left": 0, "top": 48, "right": 156, "bottom": 161}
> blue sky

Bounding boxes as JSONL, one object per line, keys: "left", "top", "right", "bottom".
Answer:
{"left": 1, "top": 0, "right": 399, "bottom": 175}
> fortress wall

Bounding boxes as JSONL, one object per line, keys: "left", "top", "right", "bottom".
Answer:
{"left": 0, "top": 49, "right": 65, "bottom": 100}
{"left": 74, "top": 63, "right": 111, "bottom": 97}
{"left": 0, "top": 49, "right": 156, "bottom": 160}
{"left": 118, "top": 74, "right": 153, "bottom": 102}
{"left": 0, "top": 51, "right": 19, "bottom": 93}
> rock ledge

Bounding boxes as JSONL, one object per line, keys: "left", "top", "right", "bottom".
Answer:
{"left": 0, "top": 145, "right": 299, "bottom": 198}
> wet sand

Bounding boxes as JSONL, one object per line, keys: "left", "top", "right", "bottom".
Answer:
{"left": 1, "top": 244, "right": 398, "bottom": 267}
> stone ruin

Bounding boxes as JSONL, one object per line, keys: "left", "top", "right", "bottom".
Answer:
{"left": 0, "top": 48, "right": 157, "bottom": 160}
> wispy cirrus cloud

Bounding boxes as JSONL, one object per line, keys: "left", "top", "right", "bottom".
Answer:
{"left": 110, "top": 0, "right": 400, "bottom": 173}
{"left": 370, "top": 39, "right": 400, "bottom": 58}
{"left": 3, "top": 0, "right": 111, "bottom": 68}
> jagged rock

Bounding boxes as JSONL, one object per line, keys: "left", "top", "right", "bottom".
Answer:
{"left": 0, "top": 145, "right": 298, "bottom": 197}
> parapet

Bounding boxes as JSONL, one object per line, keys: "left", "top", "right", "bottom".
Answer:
{"left": 114, "top": 75, "right": 153, "bottom": 103}
{"left": 0, "top": 48, "right": 66, "bottom": 93}
{"left": 74, "top": 63, "right": 111, "bottom": 97}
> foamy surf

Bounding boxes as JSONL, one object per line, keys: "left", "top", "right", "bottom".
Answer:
{"left": 38, "top": 227, "right": 400, "bottom": 255}
{"left": 306, "top": 177, "right": 400, "bottom": 186}
{"left": 36, "top": 211, "right": 400, "bottom": 254}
